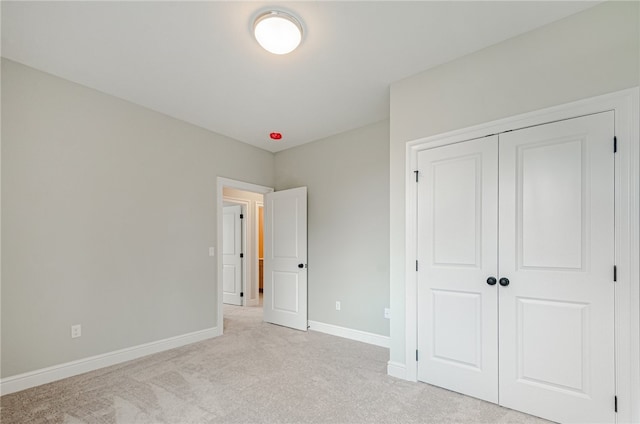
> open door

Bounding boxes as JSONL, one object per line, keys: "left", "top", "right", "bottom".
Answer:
{"left": 263, "top": 187, "right": 308, "bottom": 331}
{"left": 222, "top": 204, "right": 243, "bottom": 306}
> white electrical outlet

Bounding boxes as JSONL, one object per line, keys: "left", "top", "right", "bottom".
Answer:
{"left": 71, "top": 324, "right": 82, "bottom": 338}
{"left": 335, "top": 301, "right": 341, "bottom": 311}
{"left": 384, "top": 308, "right": 391, "bottom": 319}
{"left": 209, "top": 247, "right": 215, "bottom": 257}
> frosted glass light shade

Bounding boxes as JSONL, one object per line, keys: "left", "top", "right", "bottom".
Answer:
{"left": 254, "top": 11, "right": 303, "bottom": 55}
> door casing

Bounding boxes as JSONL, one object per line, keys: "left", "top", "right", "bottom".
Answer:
{"left": 403, "top": 88, "right": 640, "bottom": 423}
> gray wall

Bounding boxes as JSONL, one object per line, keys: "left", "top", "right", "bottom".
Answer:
{"left": 1, "top": 59, "right": 392, "bottom": 379}
{"left": 1, "top": 59, "right": 275, "bottom": 377}
{"left": 275, "top": 121, "right": 390, "bottom": 336}
{"left": 388, "top": 1, "right": 639, "bottom": 365}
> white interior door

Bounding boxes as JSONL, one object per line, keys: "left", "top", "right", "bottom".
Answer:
{"left": 498, "top": 112, "right": 615, "bottom": 423}
{"left": 263, "top": 187, "right": 308, "bottom": 331}
{"left": 416, "top": 136, "right": 499, "bottom": 403}
{"left": 222, "top": 205, "right": 243, "bottom": 306}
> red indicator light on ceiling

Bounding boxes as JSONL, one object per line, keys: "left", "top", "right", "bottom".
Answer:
{"left": 270, "top": 132, "right": 283, "bottom": 140}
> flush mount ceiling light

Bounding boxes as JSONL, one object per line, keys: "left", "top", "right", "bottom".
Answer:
{"left": 253, "top": 11, "right": 303, "bottom": 55}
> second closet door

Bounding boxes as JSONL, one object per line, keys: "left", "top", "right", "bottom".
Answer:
{"left": 498, "top": 112, "right": 615, "bottom": 423}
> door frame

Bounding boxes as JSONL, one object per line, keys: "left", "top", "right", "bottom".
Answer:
{"left": 404, "top": 88, "right": 639, "bottom": 422}
{"left": 216, "top": 177, "right": 273, "bottom": 332}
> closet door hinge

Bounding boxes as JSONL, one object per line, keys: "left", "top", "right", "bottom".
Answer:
{"left": 614, "top": 395, "right": 618, "bottom": 413}
{"left": 614, "top": 136, "right": 617, "bottom": 153}
{"left": 240, "top": 213, "right": 244, "bottom": 219}
{"left": 614, "top": 265, "right": 617, "bottom": 282}
{"left": 414, "top": 170, "right": 419, "bottom": 182}
{"left": 416, "top": 260, "right": 419, "bottom": 272}
{"left": 416, "top": 349, "right": 419, "bottom": 361}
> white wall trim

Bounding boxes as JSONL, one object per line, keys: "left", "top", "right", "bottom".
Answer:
{"left": 403, "top": 87, "right": 639, "bottom": 423}
{"left": 308, "top": 320, "right": 390, "bottom": 348}
{"left": 387, "top": 361, "right": 407, "bottom": 380}
{"left": 0, "top": 326, "right": 220, "bottom": 396}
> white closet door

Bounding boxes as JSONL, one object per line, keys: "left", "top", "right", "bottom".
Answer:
{"left": 498, "top": 112, "right": 615, "bottom": 423}
{"left": 417, "top": 136, "right": 499, "bottom": 403}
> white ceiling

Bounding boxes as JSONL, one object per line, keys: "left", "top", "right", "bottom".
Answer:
{"left": 2, "top": 1, "right": 600, "bottom": 153}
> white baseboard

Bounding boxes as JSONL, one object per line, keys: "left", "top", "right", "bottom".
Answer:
{"left": 387, "top": 360, "right": 407, "bottom": 380}
{"left": 308, "top": 320, "right": 389, "bottom": 348}
{"left": 0, "top": 326, "right": 220, "bottom": 396}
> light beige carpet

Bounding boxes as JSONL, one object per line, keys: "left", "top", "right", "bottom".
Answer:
{"left": 1, "top": 305, "right": 549, "bottom": 423}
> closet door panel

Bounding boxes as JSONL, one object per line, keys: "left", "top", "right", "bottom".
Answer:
{"left": 416, "top": 136, "right": 499, "bottom": 403}
{"left": 498, "top": 112, "right": 615, "bottom": 424}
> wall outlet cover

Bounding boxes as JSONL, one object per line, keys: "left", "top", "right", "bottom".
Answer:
{"left": 71, "top": 324, "right": 82, "bottom": 338}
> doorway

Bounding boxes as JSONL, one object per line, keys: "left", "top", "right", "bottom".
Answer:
{"left": 222, "top": 187, "right": 265, "bottom": 307}
{"left": 217, "top": 177, "right": 309, "bottom": 333}
{"left": 217, "top": 178, "right": 272, "bottom": 331}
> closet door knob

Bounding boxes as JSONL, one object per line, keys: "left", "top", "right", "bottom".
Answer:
{"left": 486, "top": 277, "right": 497, "bottom": 286}
{"left": 499, "top": 277, "right": 510, "bottom": 287}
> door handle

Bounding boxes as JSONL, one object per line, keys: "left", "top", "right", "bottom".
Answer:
{"left": 298, "top": 263, "right": 305, "bottom": 269}
{"left": 486, "top": 277, "right": 497, "bottom": 286}
{"left": 499, "top": 277, "right": 510, "bottom": 287}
